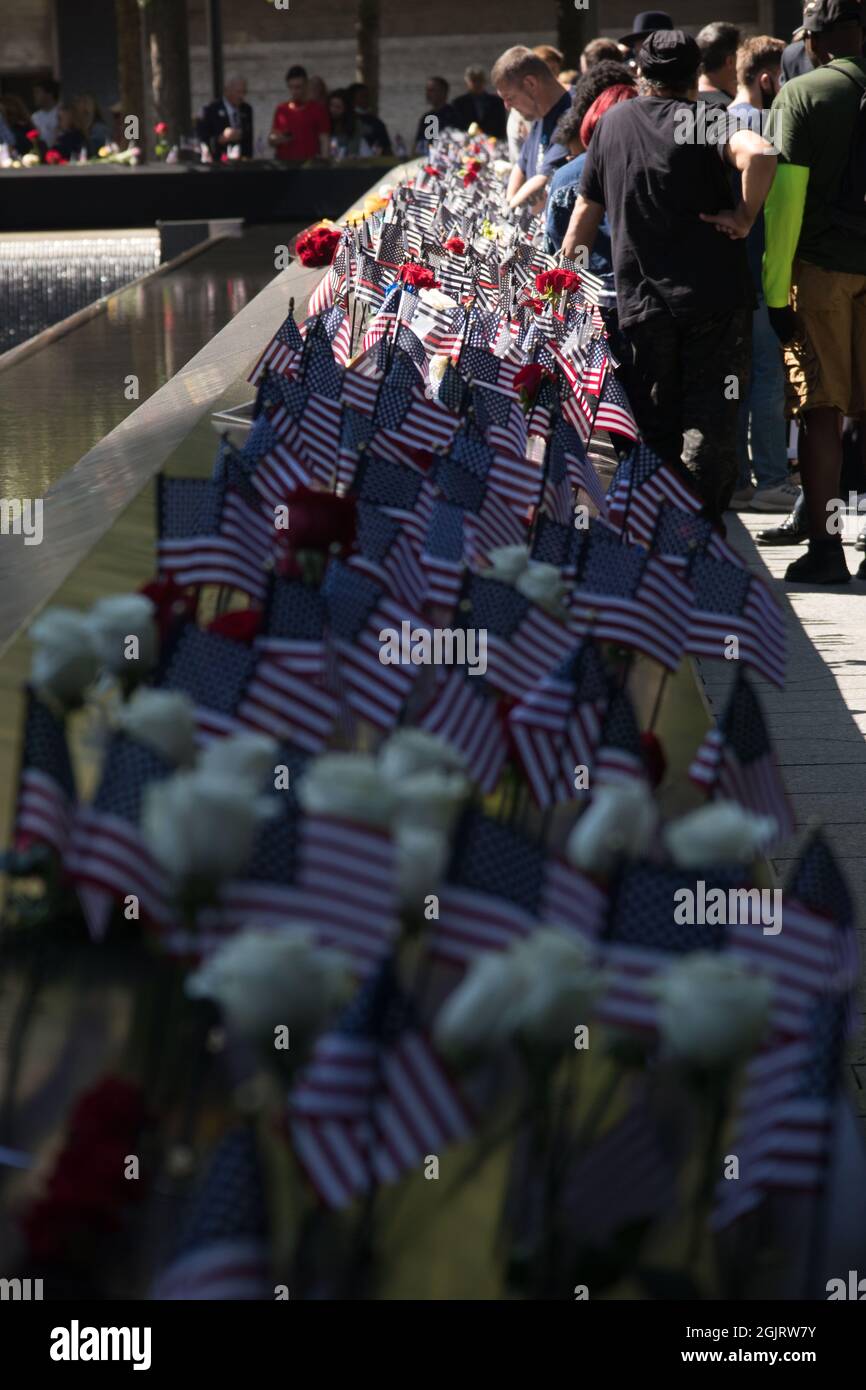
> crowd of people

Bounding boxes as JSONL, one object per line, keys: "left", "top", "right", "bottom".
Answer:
{"left": 489, "top": 3, "right": 866, "bottom": 586}
{"left": 0, "top": 80, "right": 111, "bottom": 159}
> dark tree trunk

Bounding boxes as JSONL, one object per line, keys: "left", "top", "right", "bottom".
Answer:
{"left": 556, "top": 0, "right": 594, "bottom": 71}
{"left": 141, "top": 0, "right": 193, "bottom": 148}
{"left": 356, "top": 0, "right": 380, "bottom": 111}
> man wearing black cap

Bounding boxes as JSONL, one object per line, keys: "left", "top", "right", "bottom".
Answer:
{"left": 562, "top": 30, "right": 777, "bottom": 523}
{"left": 763, "top": 0, "right": 866, "bottom": 583}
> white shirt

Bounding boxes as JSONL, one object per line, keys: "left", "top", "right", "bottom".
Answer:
{"left": 32, "top": 105, "right": 60, "bottom": 146}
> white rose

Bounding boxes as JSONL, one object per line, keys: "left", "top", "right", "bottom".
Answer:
{"left": 22, "top": 152, "right": 39, "bottom": 166}
{"left": 186, "top": 925, "right": 351, "bottom": 1040}
{"left": 566, "top": 783, "right": 657, "bottom": 874}
{"left": 434, "top": 950, "right": 530, "bottom": 1063}
{"left": 87, "top": 594, "right": 158, "bottom": 679}
{"left": 649, "top": 953, "right": 771, "bottom": 1069}
{"left": 419, "top": 286, "right": 459, "bottom": 312}
{"left": 515, "top": 562, "right": 569, "bottom": 614}
{"left": 29, "top": 607, "right": 101, "bottom": 708}
{"left": 493, "top": 159, "right": 513, "bottom": 178}
{"left": 392, "top": 769, "right": 469, "bottom": 831}
{"left": 379, "top": 728, "right": 466, "bottom": 784}
{"left": 141, "top": 770, "right": 275, "bottom": 890}
{"left": 395, "top": 825, "right": 450, "bottom": 907}
{"left": 198, "top": 731, "right": 279, "bottom": 793}
{"left": 429, "top": 353, "right": 451, "bottom": 388}
{"left": 483, "top": 544, "right": 530, "bottom": 584}
{"left": 116, "top": 688, "right": 197, "bottom": 766}
{"left": 664, "top": 801, "right": 777, "bottom": 868}
{"left": 298, "top": 752, "right": 396, "bottom": 827}
{"left": 503, "top": 929, "right": 605, "bottom": 1050}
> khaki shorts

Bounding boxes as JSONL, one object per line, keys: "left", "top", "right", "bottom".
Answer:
{"left": 785, "top": 258, "right": 866, "bottom": 416}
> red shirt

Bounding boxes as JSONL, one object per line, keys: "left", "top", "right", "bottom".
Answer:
{"left": 271, "top": 100, "right": 329, "bottom": 161}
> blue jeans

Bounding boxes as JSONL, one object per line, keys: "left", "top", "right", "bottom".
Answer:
{"left": 737, "top": 295, "right": 789, "bottom": 490}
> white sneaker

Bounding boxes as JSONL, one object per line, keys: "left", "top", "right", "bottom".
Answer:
{"left": 751, "top": 482, "right": 802, "bottom": 512}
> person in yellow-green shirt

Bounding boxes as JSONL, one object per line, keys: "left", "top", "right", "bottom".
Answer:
{"left": 763, "top": 0, "right": 866, "bottom": 584}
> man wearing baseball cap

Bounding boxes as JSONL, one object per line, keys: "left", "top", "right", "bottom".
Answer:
{"left": 562, "top": 30, "right": 777, "bottom": 523}
{"left": 763, "top": 0, "right": 866, "bottom": 583}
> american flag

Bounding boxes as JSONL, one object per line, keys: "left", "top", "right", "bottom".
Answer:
{"left": 290, "top": 955, "right": 472, "bottom": 1209}
{"left": 649, "top": 503, "right": 731, "bottom": 572}
{"left": 509, "top": 641, "right": 609, "bottom": 808}
{"left": 685, "top": 551, "right": 786, "bottom": 688}
{"left": 405, "top": 298, "right": 465, "bottom": 356}
{"left": 354, "top": 250, "right": 389, "bottom": 310}
{"left": 336, "top": 406, "right": 376, "bottom": 491}
{"left": 473, "top": 385, "right": 528, "bottom": 469}
{"left": 360, "top": 283, "right": 413, "bottom": 353}
{"left": 65, "top": 734, "right": 175, "bottom": 935}
{"left": 434, "top": 451, "right": 526, "bottom": 568}
{"left": 462, "top": 574, "right": 569, "bottom": 698}
{"left": 256, "top": 573, "right": 327, "bottom": 679}
{"left": 238, "top": 654, "right": 338, "bottom": 754}
{"left": 712, "top": 997, "right": 849, "bottom": 1229}
{"left": 351, "top": 502, "right": 428, "bottom": 612}
{"left": 460, "top": 341, "right": 522, "bottom": 396}
{"left": 374, "top": 216, "right": 406, "bottom": 268}
{"left": 593, "top": 687, "right": 647, "bottom": 787}
{"left": 239, "top": 409, "right": 311, "bottom": 511}
{"left": 157, "top": 624, "right": 256, "bottom": 741}
{"left": 418, "top": 666, "right": 507, "bottom": 793}
{"left": 432, "top": 809, "right": 607, "bottom": 964}
{"left": 420, "top": 497, "right": 466, "bottom": 611}
{"left": 689, "top": 669, "right": 795, "bottom": 841}
{"left": 323, "top": 557, "right": 428, "bottom": 730}
{"left": 593, "top": 369, "right": 639, "bottom": 444}
{"left": 596, "top": 863, "right": 741, "bottom": 1035}
{"left": 248, "top": 311, "right": 303, "bottom": 385}
{"left": 152, "top": 1126, "right": 271, "bottom": 1299}
{"left": 12, "top": 687, "right": 76, "bottom": 857}
{"left": 350, "top": 451, "right": 435, "bottom": 552}
{"left": 550, "top": 415, "right": 607, "bottom": 515}
{"left": 567, "top": 523, "right": 693, "bottom": 672}
{"left": 370, "top": 367, "right": 459, "bottom": 461}
{"left": 455, "top": 414, "right": 538, "bottom": 516}
{"left": 606, "top": 442, "right": 703, "bottom": 547}
{"left": 156, "top": 452, "right": 274, "bottom": 602}
{"left": 305, "top": 304, "right": 352, "bottom": 367}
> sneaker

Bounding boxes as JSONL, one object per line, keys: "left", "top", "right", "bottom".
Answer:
{"left": 856, "top": 522, "right": 866, "bottom": 553}
{"left": 728, "top": 486, "right": 755, "bottom": 510}
{"left": 751, "top": 482, "right": 802, "bottom": 512}
{"left": 785, "top": 544, "right": 850, "bottom": 585}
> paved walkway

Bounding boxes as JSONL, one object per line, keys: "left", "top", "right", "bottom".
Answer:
{"left": 697, "top": 512, "right": 866, "bottom": 1116}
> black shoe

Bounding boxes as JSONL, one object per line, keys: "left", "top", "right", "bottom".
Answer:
{"left": 757, "top": 490, "right": 806, "bottom": 546}
{"left": 857, "top": 556, "right": 866, "bottom": 579}
{"left": 856, "top": 523, "right": 866, "bottom": 552}
{"left": 785, "top": 545, "right": 851, "bottom": 585}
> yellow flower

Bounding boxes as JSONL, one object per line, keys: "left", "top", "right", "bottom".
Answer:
{"left": 98, "top": 145, "right": 112, "bottom": 158}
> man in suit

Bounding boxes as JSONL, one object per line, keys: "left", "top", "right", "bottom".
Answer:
{"left": 451, "top": 66, "right": 507, "bottom": 138}
{"left": 197, "top": 75, "right": 253, "bottom": 158}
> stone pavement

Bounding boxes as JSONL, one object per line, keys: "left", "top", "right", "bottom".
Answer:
{"left": 695, "top": 512, "right": 866, "bottom": 1117}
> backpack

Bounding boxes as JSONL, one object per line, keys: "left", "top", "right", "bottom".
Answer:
{"left": 827, "top": 61, "right": 866, "bottom": 236}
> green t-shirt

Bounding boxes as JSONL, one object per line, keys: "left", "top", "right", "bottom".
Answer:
{"left": 766, "top": 57, "right": 866, "bottom": 275}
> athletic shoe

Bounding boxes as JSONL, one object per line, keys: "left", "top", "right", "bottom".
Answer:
{"left": 728, "top": 486, "right": 755, "bottom": 510}
{"left": 751, "top": 482, "right": 803, "bottom": 512}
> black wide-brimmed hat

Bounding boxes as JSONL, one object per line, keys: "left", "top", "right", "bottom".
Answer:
{"left": 620, "top": 10, "right": 675, "bottom": 45}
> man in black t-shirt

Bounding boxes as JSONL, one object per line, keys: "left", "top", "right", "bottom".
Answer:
{"left": 696, "top": 21, "right": 740, "bottom": 107}
{"left": 562, "top": 30, "right": 777, "bottom": 520}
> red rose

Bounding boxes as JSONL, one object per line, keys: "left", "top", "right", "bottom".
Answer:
{"left": 207, "top": 608, "right": 263, "bottom": 645}
{"left": 398, "top": 263, "right": 438, "bottom": 290}
{"left": 462, "top": 168, "right": 479, "bottom": 187}
{"left": 640, "top": 730, "right": 667, "bottom": 789}
{"left": 154, "top": 121, "right": 168, "bottom": 136}
{"left": 296, "top": 224, "right": 341, "bottom": 267}
{"left": 523, "top": 296, "right": 545, "bottom": 314}
{"left": 280, "top": 484, "right": 356, "bottom": 554}
{"left": 139, "top": 575, "right": 197, "bottom": 639}
{"left": 443, "top": 237, "right": 466, "bottom": 255}
{"left": 26, "top": 128, "right": 39, "bottom": 142}
{"left": 44, "top": 150, "right": 67, "bottom": 165}
{"left": 513, "top": 363, "right": 554, "bottom": 403}
{"left": 424, "top": 164, "right": 441, "bottom": 177}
